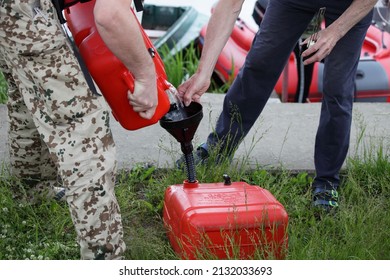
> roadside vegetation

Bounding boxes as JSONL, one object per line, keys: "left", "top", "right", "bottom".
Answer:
{"left": 159, "top": 42, "right": 233, "bottom": 93}
{"left": 0, "top": 127, "right": 389, "bottom": 260}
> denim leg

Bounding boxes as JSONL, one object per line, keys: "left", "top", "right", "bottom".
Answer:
{"left": 313, "top": 9, "right": 373, "bottom": 188}
{"left": 207, "top": 0, "right": 316, "bottom": 156}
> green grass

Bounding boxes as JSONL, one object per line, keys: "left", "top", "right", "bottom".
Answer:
{"left": 1, "top": 134, "right": 389, "bottom": 260}
{"left": 0, "top": 72, "right": 7, "bottom": 104}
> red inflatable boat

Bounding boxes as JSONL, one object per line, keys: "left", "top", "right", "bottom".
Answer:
{"left": 199, "top": 17, "right": 390, "bottom": 103}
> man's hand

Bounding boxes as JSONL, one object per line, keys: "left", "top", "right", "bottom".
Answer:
{"left": 128, "top": 77, "right": 158, "bottom": 119}
{"left": 302, "top": 0, "right": 378, "bottom": 65}
{"left": 301, "top": 28, "right": 338, "bottom": 65}
{"left": 177, "top": 71, "right": 211, "bottom": 106}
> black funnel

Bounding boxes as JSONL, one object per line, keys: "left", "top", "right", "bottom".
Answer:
{"left": 160, "top": 102, "right": 203, "bottom": 155}
{"left": 160, "top": 102, "right": 203, "bottom": 183}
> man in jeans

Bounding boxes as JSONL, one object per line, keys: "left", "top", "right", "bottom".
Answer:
{"left": 177, "top": 0, "right": 378, "bottom": 212}
{"left": 0, "top": 0, "right": 157, "bottom": 259}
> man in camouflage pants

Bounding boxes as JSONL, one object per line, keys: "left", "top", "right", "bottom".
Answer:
{"left": 0, "top": 0, "right": 126, "bottom": 259}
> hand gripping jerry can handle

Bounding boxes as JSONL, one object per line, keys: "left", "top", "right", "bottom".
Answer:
{"left": 119, "top": 8, "right": 171, "bottom": 116}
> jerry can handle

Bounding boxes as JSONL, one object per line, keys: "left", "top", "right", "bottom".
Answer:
{"left": 122, "top": 71, "right": 135, "bottom": 93}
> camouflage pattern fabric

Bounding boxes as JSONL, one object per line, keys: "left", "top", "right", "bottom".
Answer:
{"left": 0, "top": 0, "right": 125, "bottom": 259}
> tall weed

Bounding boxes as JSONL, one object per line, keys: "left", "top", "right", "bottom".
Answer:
{"left": 159, "top": 42, "right": 230, "bottom": 93}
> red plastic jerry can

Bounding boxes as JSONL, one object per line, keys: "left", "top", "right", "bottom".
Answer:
{"left": 63, "top": 1, "right": 95, "bottom": 47}
{"left": 64, "top": 0, "right": 171, "bottom": 130}
{"left": 163, "top": 179, "right": 289, "bottom": 260}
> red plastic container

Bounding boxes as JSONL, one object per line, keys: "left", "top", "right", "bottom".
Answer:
{"left": 163, "top": 180, "right": 289, "bottom": 260}
{"left": 64, "top": 1, "right": 171, "bottom": 130}
{"left": 63, "top": 1, "right": 95, "bottom": 46}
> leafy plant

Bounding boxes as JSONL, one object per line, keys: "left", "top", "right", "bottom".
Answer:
{"left": 159, "top": 42, "right": 200, "bottom": 89}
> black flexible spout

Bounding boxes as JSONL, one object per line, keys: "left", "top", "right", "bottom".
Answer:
{"left": 160, "top": 102, "right": 203, "bottom": 183}
{"left": 183, "top": 150, "right": 196, "bottom": 183}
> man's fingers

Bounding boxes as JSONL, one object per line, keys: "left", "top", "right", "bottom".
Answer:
{"left": 138, "top": 108, "right": 156, "bottom": 120}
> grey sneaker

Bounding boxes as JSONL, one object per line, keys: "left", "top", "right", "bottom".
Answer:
{"left": 176, "top": 143, "right": 209, "bottom": 169}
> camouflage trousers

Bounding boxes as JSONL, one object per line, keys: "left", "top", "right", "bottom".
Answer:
{"left": 0, "top": 0, "right": 125, "bottom": 259}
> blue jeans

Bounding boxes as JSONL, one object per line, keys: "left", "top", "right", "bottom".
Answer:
{"left": 206, "top": 0, "right": 373, "bottom": 188}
